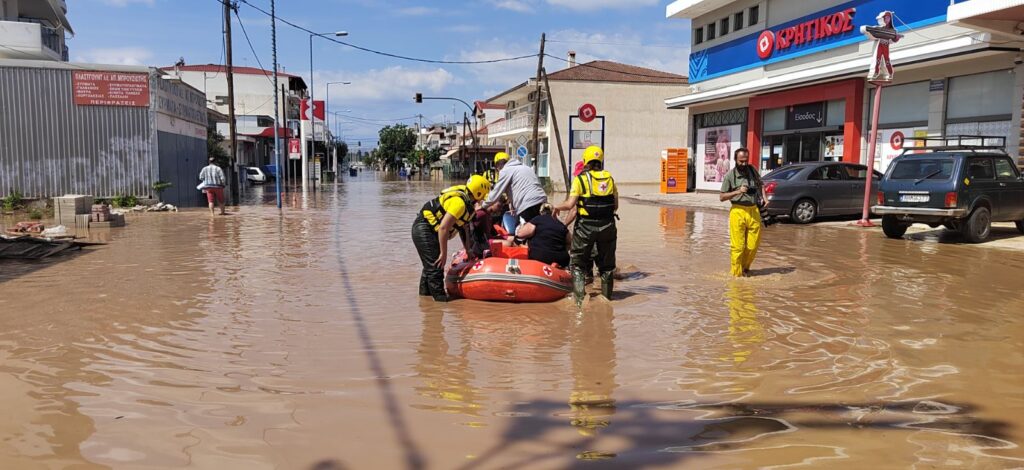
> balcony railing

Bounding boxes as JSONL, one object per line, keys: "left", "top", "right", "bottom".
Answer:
{"left": 488, "top": 114, "right": 546, "bottom": 137}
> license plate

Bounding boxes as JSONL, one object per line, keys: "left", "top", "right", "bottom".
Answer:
{"left": 900, "top": 194, "right": 930, "bottom": 203}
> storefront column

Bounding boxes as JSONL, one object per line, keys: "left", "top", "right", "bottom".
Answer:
{"left": 1013, "top": 64, "right": 1024, "bottom": 160}
{"left": 748, "top": 108, "right": 762, "bottom": 162}
{"left": 928, "top": 78, "right": 947, "bottom": 137}
{"left": 843, "top": 82, "right": 864, "bottom": 164}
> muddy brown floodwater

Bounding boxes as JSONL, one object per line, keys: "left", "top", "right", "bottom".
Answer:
{"left": 1, "top": 174, "right": 1023, "bottom": 469}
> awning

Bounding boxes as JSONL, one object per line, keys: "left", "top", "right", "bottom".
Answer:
{"left": 239, "top": 127, "right": 293, "bottom": 138}
{"left": 665, "top": 34, "right": 991, "bottom": 109}
{"left": 947, "top": 0, "right": 1024, "bottom": 40}
{"left": 441, "top": 148, "right": 460, "bottom": 160}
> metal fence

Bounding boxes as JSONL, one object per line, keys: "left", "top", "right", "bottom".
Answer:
{"left": 0, "top": 66, "right": 155, "bottom": 199}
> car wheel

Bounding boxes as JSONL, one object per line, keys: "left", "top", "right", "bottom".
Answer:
{"left": 882, "top": 215, "right": 909, "bottom": 239}
{"left": 961, "top": 207, "right": 991, "bottom": 243}
{"left": 1015, "top": 220, "right": 1024, "bottom": 234}
{"left": 790, "top": 199, "right": 817, "bottom": 224}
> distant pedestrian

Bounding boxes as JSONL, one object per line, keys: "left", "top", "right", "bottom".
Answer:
{"left": 198, "top": 157, "right": 227, "bottom": 215}
{"left": 719, "top": 148, "right": 765, "bottom": 277}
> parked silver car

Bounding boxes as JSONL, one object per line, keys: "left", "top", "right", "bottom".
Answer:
{"left": 763, "top": 162, "right": 882, "bottom": 223}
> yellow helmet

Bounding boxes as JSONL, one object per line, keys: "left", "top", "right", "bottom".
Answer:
{"left": 466, "top": 174, "right": 491, "bottom": 201}
{"left": 583, "top": 146, "right": 604, "bottom": 165}
{"left": 494, "top": 152, "right": 510, "bottom": 165}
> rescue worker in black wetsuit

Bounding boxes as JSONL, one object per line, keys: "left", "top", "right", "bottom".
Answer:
{"left": 553, "top": 146, "right": 618, "bottom": 307}
{"left": 412, "top": 175, "right": 491, "bottom": 301}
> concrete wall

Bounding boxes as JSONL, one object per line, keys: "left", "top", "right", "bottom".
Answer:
{"left": 548, "top": 80, "right": 689, "bottom": 187}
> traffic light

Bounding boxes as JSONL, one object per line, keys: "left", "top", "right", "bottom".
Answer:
{"left": 414, "top": 93, "right": 422, "bottom": 103}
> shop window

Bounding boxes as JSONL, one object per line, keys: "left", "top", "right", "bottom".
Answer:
{"left": 763, "top": 108, "right": 785, "bottom": 132}
{"left": 826, "top": 100, "right": 845, "bottom": 127}
{"left": 749, "top": 5, "right": 760, "bottom": 26}
{"left": 947, "top": 70, "right": 1014, "bottom": 120}
{"left": 720, "top": 17, "right": 730, "bottom": 36}
{"left": 734, "top": 12, "right": 744, "bottom": 31}
{"left": 707, "top": 22, "right": 716, "bottom": 40}
{"left": 694, "top": 27, "right": 703, "bottom": 45}
{"left": 868, "top": 81, "right": 929, "bottom": 126}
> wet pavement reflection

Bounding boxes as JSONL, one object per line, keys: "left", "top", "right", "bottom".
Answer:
{"left": 1, "top": 172, "right": 1023, "bottom": 469}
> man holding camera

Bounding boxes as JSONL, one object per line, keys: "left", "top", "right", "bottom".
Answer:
{"left": 719, "top": 148, "right": 766, "bottom": 277}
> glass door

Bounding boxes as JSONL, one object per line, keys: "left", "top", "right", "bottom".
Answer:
{"left": 800, "top": 133, "right": 821, "bottom": 162}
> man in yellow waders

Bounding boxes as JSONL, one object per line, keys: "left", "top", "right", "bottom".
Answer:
{"left": 719, "top": 148, "right": 765, "bottom": 277}
{"left": 554, "top": 146, "right": 617, "bottom": 306}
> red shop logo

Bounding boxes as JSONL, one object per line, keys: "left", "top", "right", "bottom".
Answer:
{"left": 756, "top": 8, "right": 856, "bottom": 60}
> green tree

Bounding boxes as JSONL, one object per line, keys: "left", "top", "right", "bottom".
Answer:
{"left": 377, "top": 124, "right": 417, "bottom": 171}
{"left": 208, "top": 131, "right": 230, "bottom": 167}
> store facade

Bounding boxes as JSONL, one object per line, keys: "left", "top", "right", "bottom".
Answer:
{"left": 666, "top": 0, "right": 1024, "bottom": 191}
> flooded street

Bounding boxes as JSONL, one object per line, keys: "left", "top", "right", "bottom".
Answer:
{"left": 2, "top": 174, "right": 1023, "bottom": 469}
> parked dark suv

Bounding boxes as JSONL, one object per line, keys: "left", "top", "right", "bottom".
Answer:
{"left": 873, "top": 138, "right": 1024, "bottom": 243}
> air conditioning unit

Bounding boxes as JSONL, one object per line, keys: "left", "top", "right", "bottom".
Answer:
{"left": 527, "top": 91, "right": 539, "bottom": 102}
{"left": 506, "top": 100, "right": 516, "bottom": 110}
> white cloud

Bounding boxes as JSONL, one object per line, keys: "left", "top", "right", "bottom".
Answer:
{"left": 546, "top": 29, "right": 689, "bottom": 76}
{"left": 454, "top": 39, "right": 538, "bottom": 93}
{"left": 546, "top": 0, "right": 657, "bottom": 11}
{"left": 74, "top": 47, "right": 154, "bottom": 66}
{"left": 313, "top": 66, "right": 454, "bottom": 104}
{"left": 491, "top": 0, "right": 534, "bottom": 13}
{"left": 101, "top": 0, "right": 155, "bottom": 6}
{"left": 397, "top": 6, "right": 438, "bottom": 16}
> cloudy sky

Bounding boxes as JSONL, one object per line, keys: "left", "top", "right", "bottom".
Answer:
{"left": 70, "top": 0, "right": 691, "bottom": 146}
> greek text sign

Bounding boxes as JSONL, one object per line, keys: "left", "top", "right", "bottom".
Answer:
{"left": 73, "top": 71, "right": 150, "bottom": 107}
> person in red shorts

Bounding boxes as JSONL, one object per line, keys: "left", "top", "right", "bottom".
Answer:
{"left": 197, "top": 157, "right": 227, "bottom": 215}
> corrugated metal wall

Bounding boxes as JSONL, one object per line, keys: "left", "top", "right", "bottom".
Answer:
{"left": 157, "top": 131, "right": 206, "bottom": 207}
{"left": 0, "top": 66, "right": 154, "bottom": 199}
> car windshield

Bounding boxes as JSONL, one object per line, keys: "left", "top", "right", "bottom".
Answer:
{"left": 889, "top": 159, "right": 955, "bottom": 180}
{"left": 764, "top": 167, "right": 803, "bottom": 181}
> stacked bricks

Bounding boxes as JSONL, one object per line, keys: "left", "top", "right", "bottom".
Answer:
{"left": 53, "top": 195, "right": 93, "bottom": 227}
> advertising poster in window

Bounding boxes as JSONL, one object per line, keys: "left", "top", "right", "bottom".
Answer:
{"left": 824, "top": 135, "right": 844, "bottom": 160}
{"left": 873, "top": 127, "right": 926, "bottom": 173}
{"left": 695, "top": 124, "right": 741, "bottom": 191}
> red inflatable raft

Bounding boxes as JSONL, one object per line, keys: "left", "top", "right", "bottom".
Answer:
{"left": 445, "top": 241, "right": 571, "bottom": 303}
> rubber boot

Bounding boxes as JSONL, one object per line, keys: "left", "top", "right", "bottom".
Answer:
{"left": 419, "top": 276, "right": 431, "bottom": 296}
{"left": 600, "top": 271, "right": 614, "bottom": 300}
{"left": 572, "top": 268, "right": 586, "bottom": 308}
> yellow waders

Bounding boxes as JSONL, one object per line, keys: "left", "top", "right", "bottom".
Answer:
{"left": 728, "top": 205, "right": 761, "bottom": 277}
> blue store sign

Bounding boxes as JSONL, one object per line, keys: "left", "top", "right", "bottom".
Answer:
{"left": 688, "top": 0, "right": 949, "bottom": 83}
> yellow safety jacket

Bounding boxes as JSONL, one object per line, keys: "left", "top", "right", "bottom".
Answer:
{"left": 483, "top": 169, "right": 499, "bottom": 186}
{"left": 575, "top": 170, "right": 617, "bottom": 219}
{"left": 421, "top": 185, "right": 474, "bottom": 232}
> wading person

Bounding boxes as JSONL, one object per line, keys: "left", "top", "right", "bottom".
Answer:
{"left": 719, "top": 148, "right": 766, "bottom": 277}
{"left": 412, "top": 175, "right": 491, "bottom": 302}
{"left": 482, "top": 154, "right": 547, "bottom": 234}
{"left": 198, "top": 157, "right": 227, "bottom": 216}
{"left": 515, "top": 203, "right": 570, "bottom": 268}
{"left": 554, "top": 146, "right": 617, "bottom": 306}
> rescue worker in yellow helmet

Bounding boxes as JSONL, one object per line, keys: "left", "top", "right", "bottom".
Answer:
{"left": 412, "top": 175, "right": 491, "bottom": 301}
{"left": 484, "top": 152, "right": 509, "bottom": 186}
{"left": 719, "top": 148, "right": 765, "bottom": 277}
{"left": 553, "top": 146, "right": 617, "bottom": 306}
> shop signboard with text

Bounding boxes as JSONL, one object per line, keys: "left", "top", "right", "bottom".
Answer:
{"left": 687, "top": 0, "right": 948, "bottom": 83}
{"left": 786, "top": 102, "right": 825, "bottom": 129}
{"left": 72, "top": 71, "right": 150, "bottom": 107}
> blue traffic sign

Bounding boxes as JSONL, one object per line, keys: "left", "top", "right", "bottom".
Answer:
{"left": 516, "top": 145, "right": 528, "bottom": 158}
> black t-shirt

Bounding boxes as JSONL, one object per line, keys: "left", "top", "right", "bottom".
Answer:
{"left": 527, "top": 214, "right": 570, "bottom": 266}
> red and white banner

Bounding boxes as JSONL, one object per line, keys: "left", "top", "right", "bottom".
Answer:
{"left": 72, "top": 71, "right": 150, "bottom": 107}
{"left": 288, "top": 138, "right": 302, "bottom": 160}
{"left": 300, "top": 99, "right": 325, "bottom": 121}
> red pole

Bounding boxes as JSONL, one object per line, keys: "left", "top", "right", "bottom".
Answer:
{"left": 856, "top": 83, "right": 884, "bottom": 227}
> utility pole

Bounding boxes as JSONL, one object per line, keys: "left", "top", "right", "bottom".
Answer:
{"left": 271, "top": 0, "right": 281, "bottom": 208}
{"left": 541, "top": 68, "right": 570, "bottom": 191}
{"left": 529, "top": 33, "right": 546, "bottom": 171}
{"left": 224, "top": 0, "right": 239, "bottom": 205}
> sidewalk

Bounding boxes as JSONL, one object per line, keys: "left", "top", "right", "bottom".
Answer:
{"left": 623, "top": 191, "right": 1024, "bottom": 252}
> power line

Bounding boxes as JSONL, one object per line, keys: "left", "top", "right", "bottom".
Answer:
{"left": 228, "top": 0, "right": 537, "bottom": 65}
{"left": 547, "top": 39, "right": 680, "bottom": 49}
{"left": 543, "top": 53, "right": 687, "bottom": 80}
{"left": 233, "top": 7, "right": 274, "bottom": 87}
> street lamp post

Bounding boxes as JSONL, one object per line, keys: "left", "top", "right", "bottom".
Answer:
{"left": 307, "top": 30, "right": 347, "bottom": 192}
{"left": 328, "top": 109, "right": 351, "bottom": 177}
{"left": 326, "top": 81, "right": 351, "bottom": 180}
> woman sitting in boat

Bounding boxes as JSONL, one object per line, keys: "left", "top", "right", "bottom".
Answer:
{"left": 515, "top": 203, "right": 570, "bottom": 268}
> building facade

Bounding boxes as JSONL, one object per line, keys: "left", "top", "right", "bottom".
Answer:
{"left": 162, "top": 64, "right": 308, "bottom": 169}
{"left": 485, "top": 58, "right": 689, "bottom": 189}
{"left": 666, "top": 0, "right": 1024, "bottom": 191}
{"left": 0, "top": 0, "right": 71, "bottom": 61}
{"left": 0, "top": 60, "right": 209, "bottom": 207}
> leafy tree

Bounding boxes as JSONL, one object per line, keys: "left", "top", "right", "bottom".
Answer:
{"left": 377, "top": 124, "right": 417, "bottom": 171}
{"left": 208, "top": 131, "right": 230, "bottom": 167}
